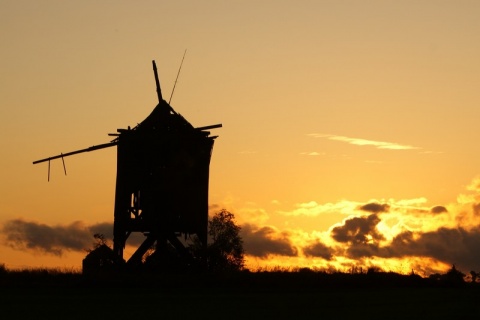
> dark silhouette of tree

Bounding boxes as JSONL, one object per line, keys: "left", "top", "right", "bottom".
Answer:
{"left": 442, "top": 264, "right": 465, "bottom": 284}
{"left": 427, "top": 265, "right": 466, "bottom": 285}
{"left": 470, "top": 270, "right": 478, "bottom": 283}
{"left": 190, "top": 209, "right": 245, "bottom": 272}
{"left": 0, "top": 263, "right": 6, "bottom": 276}
{"left": 87, "top": 233, "right": 108, "bottom": 252}
{"left": 83, "top": 233, "right": 122, "bottom": 274}
{"left": 208, "top": 209, "right": 245, "bottom": 272}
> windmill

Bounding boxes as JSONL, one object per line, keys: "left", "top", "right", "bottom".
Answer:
{"left": 33, "top": 61, "right": 221, "bottom": 270}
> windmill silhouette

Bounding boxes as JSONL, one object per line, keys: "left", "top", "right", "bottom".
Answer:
{"left": 34, "top": 61, "right": 221, "bottom": 270}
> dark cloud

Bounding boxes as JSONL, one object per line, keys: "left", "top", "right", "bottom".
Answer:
{"left": 383, "top": 227, "right": 480, "bottom": 271}
{"left": 430, "top": 206, "right": 448, "bottom": 214}
{"left": 303, "top": 242, "right": 334, "bottom": 260}
{"left": 359, "top": 203, "right": 390, "bottom": 213}
{"left": 333, "top": 224, "right": 480, "bottom": 272}
{"left": 241, "top": 223, "right": 298, "bottom": 257}
{"left": 472, "top": 203, "right": 480, "bottom": 216}
{"left": 2, "top": 219, "right": 93, "bottom": 255}
{"left": 1, "top": 219, "right": 152, "bottom": 255}
{"left": 89, "top": 222, "right": 113, "bottom": 239}
{"left": 331, "top": 214, "right": 385, "bottom": 244}
{"left": 4, "top": 219, "right": 115, "bottom": 255}
{"left": 345, "top": 243, "right": 381, "bottom": 259}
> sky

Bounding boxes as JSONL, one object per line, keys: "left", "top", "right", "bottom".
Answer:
{"left": 2, "top": 0, "right": 480, "bottom": 275}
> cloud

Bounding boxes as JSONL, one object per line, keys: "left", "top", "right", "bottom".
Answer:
{"left": 278, "top": 200, "right": 361, "bottom": 217}
{"left": 381, "top": 227, "right": 480, "bottom": 272}
{"left": 2, "top": 219, "right": 94, "bottom": 255}
{"left": 303, "top": 241, "right": 334, "bottom": 260}
{"left": 241, "top": 223, "right": 298, "bottom": 258}
{"left": 1, "top": 219, "right": 164, "bottom": 256}
{"left": 331, "top": 214, "right": 385, "bottom": 244}
{"left": 2, "top": 218, "right": 300, "bottom": 260}
{"left": 88, "top": 222, "right": 114, "bottom": 239}
{"left": 430, "top": 206, "right": 448, "bottom": 214}
{"left": 394, "top": 197, "right": 428, "bottom": 207}
{"left": 300, "top": 152, "right": 323, "bottom": 156}
{"left": 467, "top": 177, "right": 480, "bottom": 192}
{"left": 5, "top": 177, "right": 480, "bottom": 274}
{"left": 243, "top": 177, "right": 480, "bottom": 273}
{"left": 319, "top": 198, "right": 480, "bottom": 272}
{"left": 236, "top": 206, "right": 270, "bottom": 225}
{"left": 346, "top": 243, "right": 382, "bottom": 260}
{"left": 308, "top": 133, "right": 420, "bottom": 150}
{"left": 359, "top": 203, "right": 390, "bottom": 213}
{"left": 278, "top": 199, "right": 419, "bottom": 217}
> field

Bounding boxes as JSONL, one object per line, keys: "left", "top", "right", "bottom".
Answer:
{"left": 1, "top": 269, "right": 479, "bottom": 319}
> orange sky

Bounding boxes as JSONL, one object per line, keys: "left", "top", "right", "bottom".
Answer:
{"left": 2, "top": 1, "right": 480, "bottom": 274}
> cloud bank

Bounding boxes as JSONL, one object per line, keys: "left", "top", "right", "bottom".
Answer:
{"left": 2, "top": 220, "right": 98, "bottom": 255}
{"left": 242, "top": 177, "right": 480, "bottom": 274}
{"left": 4, "top": 177, "right": 480, "bottom": 274}
{"left": 1, "top": 220, "right": 145, "bottom": 256}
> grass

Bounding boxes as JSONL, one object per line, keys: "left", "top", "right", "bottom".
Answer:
{"left": 0, "top": 265, "right": 479, "bottom": 319}
{"left": 1, "top": 284, "right": 478, "bottom": 319}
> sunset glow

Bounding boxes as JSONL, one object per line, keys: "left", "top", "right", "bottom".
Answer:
{"left": 2, "top": 1, "right": 480, "bottom": 275}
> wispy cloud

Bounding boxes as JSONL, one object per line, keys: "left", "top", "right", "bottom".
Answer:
{"left": 308, "top": 134, "right": 421, "bottom": 150}
{"left": 277, "top": 200, "right": 364, "bottom": 217}
{"left": 300, "top": 151, "right": 324, "bottom": 156}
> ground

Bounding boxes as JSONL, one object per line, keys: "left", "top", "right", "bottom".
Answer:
{"left": 1, "top": 271, "right": 479, "bottom": 319}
